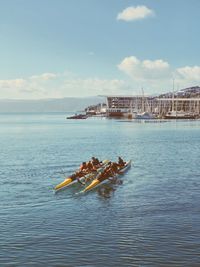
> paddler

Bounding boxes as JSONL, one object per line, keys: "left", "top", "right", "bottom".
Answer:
{"left": 91, "top": 157, "right": 101, "bottom": 168}
{"left": 79, "top": 162, "right": 88, "bottom": 174}
{"left": 97, "top": 164, "right": 114, "bottom": 183}
{"left": 110, "top": 162, "right": 122, "bottom": 174}
{"left": 87, "top": 161, "right": 98, "bottom": 172}
{"left": 118, "top": 157, "right": 126, "bottom": 167}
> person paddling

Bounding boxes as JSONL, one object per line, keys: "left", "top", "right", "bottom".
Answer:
{"left": 97, "top": 170, "right": 110, "bottom": 183}
{"left": 79, "top": 162, "right": 88, "bottom": 174}
{"left": 118, "top": 157, "right": 126, "bottom": 167}
{"left": 87, "top": 161, "right": 97, "bottom": 172}
{"left": 110, "top": 162, "right": 122, "bottom": 174}
{"left": 96, "top": 163, "right": 115, "bottom": 183}
{"left": 91, "top": 157, "right": 101, "bottom": 168}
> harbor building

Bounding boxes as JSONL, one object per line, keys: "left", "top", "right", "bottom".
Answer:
{"left": 104, "top": 86, "right": 200, "bottom": 119}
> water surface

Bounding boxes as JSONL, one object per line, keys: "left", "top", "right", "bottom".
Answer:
{"left": 0, "top": 113, "right": 200, "bottom": 266}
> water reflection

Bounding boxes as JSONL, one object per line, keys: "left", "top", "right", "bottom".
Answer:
{"left": 97, "top": 179, "right": 123, "bottom": 198}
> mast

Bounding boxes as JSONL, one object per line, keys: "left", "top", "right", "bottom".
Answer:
{"left": 172, "top": 78, "right": 175, "bottom": 112}
{"left": 141, "top": 87, "right": 144, "bottom": 112}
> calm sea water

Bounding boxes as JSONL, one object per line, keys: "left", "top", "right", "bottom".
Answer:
{"left": 0, "top": 113, "right": 200, "bottom": 267}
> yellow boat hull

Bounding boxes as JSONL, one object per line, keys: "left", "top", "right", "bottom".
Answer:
{"left": 83, "top": 179, "right": 100, "bottom": 192}
{"left": 54, "top": 178, "right": 72, "bottom": 190}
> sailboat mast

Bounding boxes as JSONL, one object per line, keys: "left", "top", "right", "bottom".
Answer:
{"left": 172, "top": 78, "right": 175, "bottom": 112}
{"left": 141, "top": 87, "right": 144, "bottom": 112}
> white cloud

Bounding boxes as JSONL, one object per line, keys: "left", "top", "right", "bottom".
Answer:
{"left": 176, "top": 66, "right": 200, "bottom": 81}
{"left": 117, "top": 5, "right": 154, "bottom": 21}
{"left": 118, "top": 56, "right": 170, "bottom": 80}
{"left": 142, "top": 59, "right": 169, "bottom": 70}
{"left": 30, "top": 72, "right": 58, "bottom": 81}
{"left": 117, "top": 56, "right": 174, "bottom": 93}
{"left": 0, "top": 72, "right": 131, "bottom": 99}
{"left": 0, "top": 78, "right": 26, "bottom": 88}
{"left": 0, "top": 72, "right": 59, "bottom": 99}
{"left": 118, "top": 56, "right": 200, "bottom": 93}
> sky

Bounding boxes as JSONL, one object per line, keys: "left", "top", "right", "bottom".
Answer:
{"left": 0, "top": 0, "right": 200, "bottom": 99}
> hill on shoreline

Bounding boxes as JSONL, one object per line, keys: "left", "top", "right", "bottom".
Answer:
{"left": 0, "top": 97, "right": 103, "bottom": 113}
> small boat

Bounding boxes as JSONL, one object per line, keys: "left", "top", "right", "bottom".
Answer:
{"left": 67, "top": 114, "right": 88, "bottom": 119}
{"left": 81, "top": 160, "right": 132, "bottom": 193}
{"left": 54, "top": 160, "right": 109, "bottom": 191}
{"left": 164, "top": 111, "right": 197, "bottom": 119}
{"left": 134, "top": 112, "right": 155, "bottom": 119}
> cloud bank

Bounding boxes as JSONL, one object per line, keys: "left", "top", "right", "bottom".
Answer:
{"left": 0, "top": 61, "right": 200, "bottom": 99}
{"left": 0, "top": 72, "right": 131, "bottom": 99}
{"left": 118, "top": 56, "right": 200, "bottom": 92}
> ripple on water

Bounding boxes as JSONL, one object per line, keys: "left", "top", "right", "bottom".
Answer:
{"left": 0, "top": 115, "right": 200, "bottom": 266}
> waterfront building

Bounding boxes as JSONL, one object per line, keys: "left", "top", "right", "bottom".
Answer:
{"left": 104, "top": 86, "right": 200, "bottom": 118}
{"left": 105, "top": 95, "right": 152, "bottom": 117}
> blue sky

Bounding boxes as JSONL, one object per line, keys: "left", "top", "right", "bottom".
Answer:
{"left": 0, "top": 0, "right": 200, "bottom": 99}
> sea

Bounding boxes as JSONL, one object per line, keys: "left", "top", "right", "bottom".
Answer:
{"left": 0, "top": 113, "right": 200, "bottom": 267}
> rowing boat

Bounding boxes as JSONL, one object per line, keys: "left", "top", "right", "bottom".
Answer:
{"left": 81, "top": 160, "right": 132, "bottom": 193}
{"left": 54, "top": 159, "right": 109, "bottom": 191}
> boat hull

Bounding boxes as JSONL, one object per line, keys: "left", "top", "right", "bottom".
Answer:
{"left": 134, "top": 112, "right": 155, "bottom": 119}
{"left": 164, "top": 115, "right": 197, "bottom": 119}
{"left": 55, "top": 178, "right": 73, "bottom": 190}
{"left": 67, "top": 114, "right": 87, "bottom": 119}
{"left": 164, "top": 111, "right": 197, "bottom": 119}
{"left": 107, "top": 112, "right": 124, "bottom": 117}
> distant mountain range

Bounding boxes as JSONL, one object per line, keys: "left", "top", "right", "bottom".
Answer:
{"left": 0, "top": 97, "right": 104, "bottom": 113}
